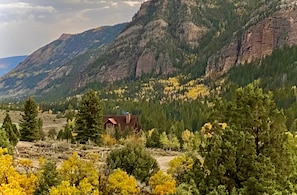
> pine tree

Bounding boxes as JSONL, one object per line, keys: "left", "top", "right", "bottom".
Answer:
{"left": 160, "top": 131, "right": 170, "bottom": 150}
{"left": 201, "top": 83, "right": 294, "bottom": 193}
{"left": 75, "top": 90, "right": 103, "bottom": 145}
{"left": 34, "top": 159, "right": 61, "bottom": 195}
{"left": 20, "top": 97, "right": 40, "bottom": 142}
{"left": 2, "top": 111, "right": 20, "bottom": 146}
{"left": 63, "top": 120, "right": 74, "bottom": 143}
{"left": 198, "top": 125, "right": 278, "bottom": 194}
{"left": 48, "top": 128, "right": 57, "bottom": 140}
{"left": 146, "top": 129, "right": 161, "bottom": 148}
{"left": 0, "top": 128, "right": 13, "bottom": 154}
{"left": 106, "top": 143, "right": 159, "bottom": 182}
{"left": 38, "top": 118, "right": 45, "bottom": 141}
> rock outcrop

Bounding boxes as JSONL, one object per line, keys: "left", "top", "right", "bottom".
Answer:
{"left": 76, "top": 0, "right": 208, "bottom": 86}
{"left": 206, "top": 9, "right": 297, "bottom": 76}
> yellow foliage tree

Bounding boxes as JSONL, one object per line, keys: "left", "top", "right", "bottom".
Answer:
{"left": 107, "top": 169, "right": 140, "bottom": 195}
{"left": 200, "top": 122, "right": 213, "bottom": 138}
{"left": 149, "top": 170, "right": 176, "bottom": 195}
{"left": 168, "top": 154, "right": 194, "bottom": 179}
{"left": 0, "top": 148, "right": 38, "bottom": 195}
{"left": 51, "top": 152, "right": 100, "bottom": 195}
{"left": 50, "top": 181, "right": 80, "bottom": 195}
{"left": 102, "top": 133, "right": 117, "bottom": 146}
{"left": 185, "top": 84, "right": 209, "bottom": 100}
{"left": 181, "top": 130, "right": 201, "bottom": 151}
{"left": 160, "top": 132, "right": 180, "bottom": 150}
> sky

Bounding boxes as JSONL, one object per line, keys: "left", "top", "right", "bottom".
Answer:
{"left": 0, "top": 0, "right": 147, "bottom": 58}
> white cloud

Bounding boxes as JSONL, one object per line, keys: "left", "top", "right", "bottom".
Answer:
{"left": 123, "top": 1, "right": 142, "bottom": 7}
{"left": 0, "top": 2, "right": 56, "bottom": 14}
{"left": 111, "top": 2, "right": 118, "bottom": 7}
{"left": 0, "top": 2, "right": 56, "bottom": 23}
{"left": 0, "top": 0, "right": 146, "bottom": 57}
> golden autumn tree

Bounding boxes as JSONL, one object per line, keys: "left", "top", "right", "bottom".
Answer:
{"left": 49, "top": 181, "right": 80, "bottom": 195}
{"left": 149, "top": 170, "right": 176, "bottom": 195}
{"left": 167, "top": 154, "right": 198, "bottom": 184}
{"left": 102, "top": 133, "right": 117, "bottom": 147}
{"left": 50, "top": 152, "right": 100, "bottom": 195}
{"left": 0, "top": 148, "right": 38, "bottom": 195}
{"left": 107, "top": 169, "right": 140, "bottom": 195}
{"left": 168, "top": 155, "right": 194, "bottom": 177}
{"left": 181, "top": 129, "right": 201, "bottom": 151}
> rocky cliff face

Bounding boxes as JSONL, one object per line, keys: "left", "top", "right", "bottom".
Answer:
{"left": 75, "top": 0, "right": 208, "bottom": 87}
{"left": 76, "top": 0, "right": 285, "bottom": 87}
{"left": 206, "top": 6, "right": 297, "bottom": 76}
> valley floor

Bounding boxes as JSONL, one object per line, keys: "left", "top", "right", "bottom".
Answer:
{"left": 15, "top": 141, "right": 179, "bottom": 171}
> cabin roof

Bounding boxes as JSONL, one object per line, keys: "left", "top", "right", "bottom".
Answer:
{"left": 103, "top": 115, "right": 140, "bottom": 131}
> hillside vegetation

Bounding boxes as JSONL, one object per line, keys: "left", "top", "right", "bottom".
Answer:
{"left": 1, "top": 0, "right": 297, "bottom": 193}
{"left": 1, "top": 84, "right": 297, "bottom": 194}
{"left": 2, "top": 0, "right": 297, "bottom": 100}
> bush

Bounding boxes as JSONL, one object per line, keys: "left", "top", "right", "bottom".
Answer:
{"left": 48, "top": 128, "right": 57, "bottom": 140}
{"left": 106, "top": 143, "right": 159, "bottom": 182}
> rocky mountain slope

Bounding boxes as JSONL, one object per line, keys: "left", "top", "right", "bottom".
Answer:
{"left": 0, "top": 56, "right": 27, "bottom": 77}
{"left": 207, "top": 3, "right": 297, "bottom": 76}
{"left": 1, "top": 0, "right": 297, "bottom": 100}
{"left": 65, "top": 0, "right": 297, "bottom": 92}
{"left": 0, "top": 23, "right": 126, "bottom": 99}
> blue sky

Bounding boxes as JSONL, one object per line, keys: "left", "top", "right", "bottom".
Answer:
{"left": 0, "top": 0, "right": 146, "bottom": 58}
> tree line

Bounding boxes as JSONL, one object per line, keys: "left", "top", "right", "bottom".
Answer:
{"left": 1, "top": 83, "right": 297, "bottom": 194}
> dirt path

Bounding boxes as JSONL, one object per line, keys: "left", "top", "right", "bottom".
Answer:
{"left": 154, "top": 156, "right": 176, "bottom": 171}
{"left": 15, "top": 141, "right": 179, "bottom": 172}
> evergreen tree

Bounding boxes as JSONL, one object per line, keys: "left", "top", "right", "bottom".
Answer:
{"left": 218, "top": 84, "right": 292, "bottom": 182}
{"left": 146, "top": 129, "right": 160, "bottom": 148}
{"left": 63, "top": 121, "right": 74, "bottom": 143}
{"left": 75, "top": 90, "right": 103, "bottom": 145}
{"left": 56, "top": 129, "right": 64, "bottom": 141}
{"left": 198, "top": 124, "right": 279, "bottom": 194}
{"left": 196, "top": 83, "right": 295, "bottom": 193}
{"left": 106, "top": 143, "right": 159, "bottom": 182}
{"left": 0, "top": 128, "right": 13, "bottom": 154}
{"left": 38, "top": 118, "right": 45, "bottom": 141}
{"left": 20, "top": 97, "right": 40, "bottom": 142}
{"left": 34, "top": 159, "right": 61, "bottom": 195}
{"left": 48, "top": 128, "right": 57, "bottom": 140}
{"left": 2, "top": 111, "right": 20, "bottom": 146}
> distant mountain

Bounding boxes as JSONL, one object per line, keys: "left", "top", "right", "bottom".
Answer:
{"left": 0, "top": 56, "right": 27, "bottom": 77}
{"left": 0, "top": 23, "right": 126, "bottom": 99}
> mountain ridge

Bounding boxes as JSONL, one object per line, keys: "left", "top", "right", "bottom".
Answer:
{"left": 1, "top": 0, "right": 297, "bottom": 100}
{"left": 0, "top": 23, "right": 126, "bottom": 99}
{"left": 74, "top": 0, "right": 285, "bottom": 86}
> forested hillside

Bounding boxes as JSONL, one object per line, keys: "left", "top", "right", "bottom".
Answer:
{"left": 1, "top": 84, "right": 297, "bottom": 194}
{"left": 1, "top": 0, "right": 297, "bottom": 194}
{"left": 226, "top": 45, "right": 297, "bottom": 130}
{"left": 1, "top": 0, "right": 297, "bottom": 100}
